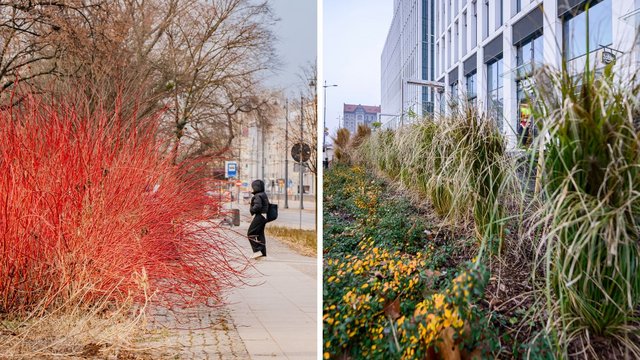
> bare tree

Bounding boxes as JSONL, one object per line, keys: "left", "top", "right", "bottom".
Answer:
{"left": 0, "top": 0, "right": 279, "bottom": 167}
{"left": 158, "top": 0, "right": 278, "bottom": 163}
{"left": 288, "top": 62, "right": 317, "bottom": 175}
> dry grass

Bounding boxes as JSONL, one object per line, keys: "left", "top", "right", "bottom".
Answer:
{"left": 0, "top": 298, "right": 151, "bottom": 359}
{"left": 266, "top": 226, "right": 317, "bottom": 257}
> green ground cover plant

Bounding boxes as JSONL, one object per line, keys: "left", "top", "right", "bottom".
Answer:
{"left": 323, "top": 164, "right": 497, "bottom": 359}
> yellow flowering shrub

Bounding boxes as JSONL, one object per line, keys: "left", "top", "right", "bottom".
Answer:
{"left": 324, "top": 165, "right": 496, "bottom": 359}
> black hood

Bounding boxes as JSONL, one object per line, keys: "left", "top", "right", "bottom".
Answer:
{"left": 251, "top": 179, "right": 265, "bottom": 194}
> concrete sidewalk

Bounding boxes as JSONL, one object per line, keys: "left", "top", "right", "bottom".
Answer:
{"left": 222, "top": 224, "right": 317, "bottom": 359}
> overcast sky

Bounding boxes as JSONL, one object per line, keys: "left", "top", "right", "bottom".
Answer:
{"left": 323, "top": 1, "right": 393, "bottom": 134}
{"left": 265, "top": 0, "right": 317, "bottom": 95}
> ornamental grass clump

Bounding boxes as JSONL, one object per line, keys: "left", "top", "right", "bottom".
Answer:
{"left": 352, "top": 108, "right": 509, "bottom": 250}
{"left": 332, "top": 128, "right": 352, "bottom": 164}
{"left": 434, "top": 108, "right": 508, "bottom": 247}
{"left": 532, "top": 63, "right": 640, "bottom": 353}
{"left": 0, "top": 93, "right": 244, "bottom": 314}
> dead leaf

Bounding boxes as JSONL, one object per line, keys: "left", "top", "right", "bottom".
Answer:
{"left": 424, "top": 269, "right": 442, "bottom": 278}
{"left": 383, "top": 298, "right": 401, "bottom": 320}
{"left": 436, "top": 327, "right": 461, "bottom": 360}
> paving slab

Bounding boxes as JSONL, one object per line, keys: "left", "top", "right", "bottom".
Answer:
{"left": 222, "top": 224, "right": 317, "bottom": 360}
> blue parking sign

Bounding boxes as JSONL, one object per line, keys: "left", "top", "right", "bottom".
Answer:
{"left": 225, "top": 161, "right": 237, "bottom": 178}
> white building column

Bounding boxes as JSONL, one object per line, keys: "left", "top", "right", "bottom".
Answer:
{"left": 542, "top": 0, "right": 562, "bottom": 70}
{"left": 502, "top": 23, "right": 517, "bottom": 148}
{"left": 476, "top": 0, "right": 488, "bottom": 112}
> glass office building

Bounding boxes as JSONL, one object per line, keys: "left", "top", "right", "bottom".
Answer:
{"left": 381, "top": 0, "right": 437, "bottom": 129}
{"left": 431, "top": 0, "right": 640, "bottom": 147}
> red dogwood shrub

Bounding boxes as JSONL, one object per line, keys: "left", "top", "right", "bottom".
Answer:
{"left": 0, "top": 94, "right": 245, "bottom": 313}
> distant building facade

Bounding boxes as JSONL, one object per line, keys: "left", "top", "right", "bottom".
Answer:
{"left": 381, "top": 0, "right": 437, "bottom": 129}
{"left": 236, "top": 96, "right": 316, "bottom": 200}
{"left": 343, "top": 104, "right": 381, "bottom": 133}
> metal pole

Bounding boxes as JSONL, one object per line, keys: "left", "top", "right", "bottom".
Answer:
{"left": 400, "top": 78, "right": 404, "bottom": 128}
{"left": 323, "top": 82, "right": 327, "bottom": 161}
{"left": 323, "top": 81, "right": 337, "bottom": 168}
{"left": 238, "top": 122, "right": 241, "bottom": 205}
{"left": 300, "top": 94, "right": 304, "bottom": 211}
{"left": 284, "top": 99, "right": 289, "bottom": 209}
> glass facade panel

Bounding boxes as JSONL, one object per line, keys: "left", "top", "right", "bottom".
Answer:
{"left": 450, "top": 81, "right": 459, "bottom": 109}
{"left": 466, "top": 72, "right": 477, "bottom": 106}
{"left": 487, "top": 58, "right": 504, "bottom": 131}
{"left": 563, "top": 0, "right": 612, "bottom": 61}
{"left": 516, "top": 34, "right": 542, "bottom": 78}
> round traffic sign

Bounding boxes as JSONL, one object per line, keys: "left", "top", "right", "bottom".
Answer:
{"left": 235, "top": 180, "right": 242, "bottom": 186}
{"left": 291, "top": 142, "right": 311, "bottom": 162}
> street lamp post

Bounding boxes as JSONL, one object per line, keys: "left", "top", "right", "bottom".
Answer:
{"left": 284, "top": 99, "right": 289, "bottom": 209}
{"left": 323, "top": 81, "right": 337, "bottom": 168}
{"left": 300, "top": 94, "right": 304, "bottom": 211}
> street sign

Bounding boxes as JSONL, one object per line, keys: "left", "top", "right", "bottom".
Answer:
{"left": 291, "top": 142, "right": 311, "bottom": 162}
{"left": 235, "top": 180, "right": 242, "bottom": 186}
{"left": 224, "top": 161, "right": 237, "bottom": 178}
{"left": 601, "top": 50, "right": 616, "bottom": 65}
{"left": 294, "top": 162, "right": 308, "bottom": 173}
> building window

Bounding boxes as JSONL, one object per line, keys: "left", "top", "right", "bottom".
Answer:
{"left": 516, "top": 34, "right": 542, "bottom": 144}
{"left": 450, "top": 81, "right": 459, "bottom": 109}
{"left": 466, "top": 71, "right": 477, "bottom": 105}
{"left": 496, "top": 0, "right": 503, "bottom": 28}
{"left": 487, "top": 57, "right": 504, "bottom": 131}
{"left": 462, "top": 11, "right": 468, "bottom": 56}
{"left": 563, "top": 0, "right": 612, "bottom": 61}
{"left": 516, "top": 34, "right": 543, "bottom": 78}
{"left": 448, "top": 30, "right": 452, "bottom": 68}
{"left": 483, "top": 0, "right": 489, "bottom": 39}
{"left": 515, "top": 0, "right": 522, "bottom": 15}
{"left": 454, "top": 21, "right": 459, "bottom": 62}
{"left": 471, "top": 1, "right": 477, "bottom": 48}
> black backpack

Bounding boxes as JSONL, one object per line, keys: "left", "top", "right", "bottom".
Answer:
{"left": 266, "top": 203, "right": 278, "bottom": 222}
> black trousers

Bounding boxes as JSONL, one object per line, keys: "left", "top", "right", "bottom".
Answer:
{"left": 247, "top": 214, "right": 267, "bottom": 255}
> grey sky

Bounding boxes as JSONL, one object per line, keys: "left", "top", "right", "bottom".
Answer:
{"left": 265, "top": 0, "right": 317, "bottom": 95}
{"left": 323, "top": 1, "right": 392, "bottom": 135}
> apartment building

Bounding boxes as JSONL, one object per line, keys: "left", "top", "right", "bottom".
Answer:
{"left": 381, "top": 0, "right": 437, "bottom": 129}
{"left": 342, "top": 104, "right": 381, "bottom": 133}
{"left": 236, "top": 99, "right": 316, "bottom": 199}
{"left": 434, "top": 0, "right": 640, "bottom": 146}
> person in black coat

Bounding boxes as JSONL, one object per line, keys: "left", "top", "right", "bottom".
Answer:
{"left": 247, "top": 179, "right": 269, "bottom": 257}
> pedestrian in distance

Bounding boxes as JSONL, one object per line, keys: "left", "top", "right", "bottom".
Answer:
{"left": 247, "top": 179, "right": 269, "bottom": 258}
